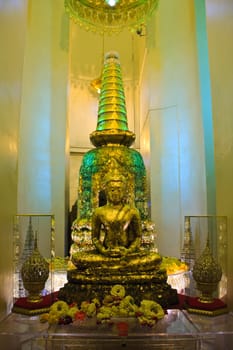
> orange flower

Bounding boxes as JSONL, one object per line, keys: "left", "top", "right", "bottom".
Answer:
{"left": 74, "top": 311, "right": 86, "bottom": 321}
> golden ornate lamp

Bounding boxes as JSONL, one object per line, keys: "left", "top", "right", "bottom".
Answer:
{"left": 64, "top": 0, "right": 159, "bottom": 34}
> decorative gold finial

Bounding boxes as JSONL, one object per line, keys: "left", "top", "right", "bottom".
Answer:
{"left": 21, "top": 231, "right": 49, "bottom": 303}
{"left": 180, "top": 216, "right": 195, "bottom": 269}
{"left": 192, "top": 233, "right": 222, "bottom": 303}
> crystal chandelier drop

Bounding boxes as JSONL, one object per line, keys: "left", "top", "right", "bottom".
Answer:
{"left": 64, "top": 0, "right": 159, "bottom": 34}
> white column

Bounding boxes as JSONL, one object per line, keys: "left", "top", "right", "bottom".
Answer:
{"left": 206, "top": 0, "right": 233, "bottom": 310}
{"left": 140, "top": 0, "right": 207, "bottom": 256}
{"left": 0, "top": 0, "right": 28, "bottom": 318}
{"left": 17, "top": 0, "right": 69, "bottom": 256}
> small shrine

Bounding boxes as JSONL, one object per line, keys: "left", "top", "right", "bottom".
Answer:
{"left": 58, "top": 52, "right": 178, "bottom": 307}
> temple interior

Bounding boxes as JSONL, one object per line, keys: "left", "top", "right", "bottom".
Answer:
{"left": 0, "top": 0, "right": 233, "bottom": 324}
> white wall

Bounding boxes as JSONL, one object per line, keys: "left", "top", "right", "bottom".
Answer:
{"left": 0, "top": 0, "right": 27, "bottom": 320}
{"left": 140, "top": 0, "right": 207, "bottom": 257}
{"left": 69, "top": 153, "right": 83, "bottom": 210}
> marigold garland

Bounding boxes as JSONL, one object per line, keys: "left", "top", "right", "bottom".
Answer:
{"left": 40, "top": 285, "right": 165, "bottom": 327}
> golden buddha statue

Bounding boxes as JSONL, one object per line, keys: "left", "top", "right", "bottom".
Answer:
{"left": 71, "top": 169, "right": 162, "bottom": 273}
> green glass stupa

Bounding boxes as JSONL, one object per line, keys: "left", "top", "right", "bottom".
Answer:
{"left": 77, "top": 52, "right": 149, "bottom": 224}
{"left": 58, "top": 52, "right": 178, "bottom": 307}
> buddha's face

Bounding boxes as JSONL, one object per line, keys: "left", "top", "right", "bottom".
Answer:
{"left": 106, "top": 180, "right": 125, "bottom": 204}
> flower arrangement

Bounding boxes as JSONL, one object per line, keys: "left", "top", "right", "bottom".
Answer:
{"left": 160, "top": 256, "right": 188, "bottom": 275}
{"left": 40, "top": 284, "right": 165, "bottom": 327}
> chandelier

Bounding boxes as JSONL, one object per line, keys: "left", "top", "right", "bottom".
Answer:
{"left": 64, "top": 0, "right": 159, "bottom": 34}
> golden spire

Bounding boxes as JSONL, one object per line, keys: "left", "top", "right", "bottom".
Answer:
{"left": 90, "top": 52, "right": 135, "bottom": 147}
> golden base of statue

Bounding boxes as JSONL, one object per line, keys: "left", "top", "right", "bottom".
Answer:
{"left": 58, "top": 267, "right": 178, "bottom": 308}
{"left": 59, "top": 169, "right": 178, "bottom": 308}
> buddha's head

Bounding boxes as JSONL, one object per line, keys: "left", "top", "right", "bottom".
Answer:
{"left": 104, "top": 168, "right": 127, "bottom": 205}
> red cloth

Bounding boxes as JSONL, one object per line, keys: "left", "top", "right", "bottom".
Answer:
{"left": 185, "top": 296, "right": 227, "bottom": 311}
{"left": 167, "top": 294, "right": 227, "bottom": 311}
{"left": 13, "top": 292, "right": 226, "bottom": 312}
{"left": 13, "top": 292, "right": 58, "bottom": 310}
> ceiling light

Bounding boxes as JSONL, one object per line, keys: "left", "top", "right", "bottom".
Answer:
{"left": 105, "top": 0, "right": 119, "bottom": 6}
{"left": 64, "top": 0, "right": 159, "bottom": 34}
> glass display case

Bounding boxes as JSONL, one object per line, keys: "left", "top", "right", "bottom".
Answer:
{"left": 1, "top": 309, "right": 233, "bottom": 350}
{"left": 1, "top": 213, "right": 231, "bottom": 349}
{"left": 12, "top": 214, "right": 55, "bottom": 301}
